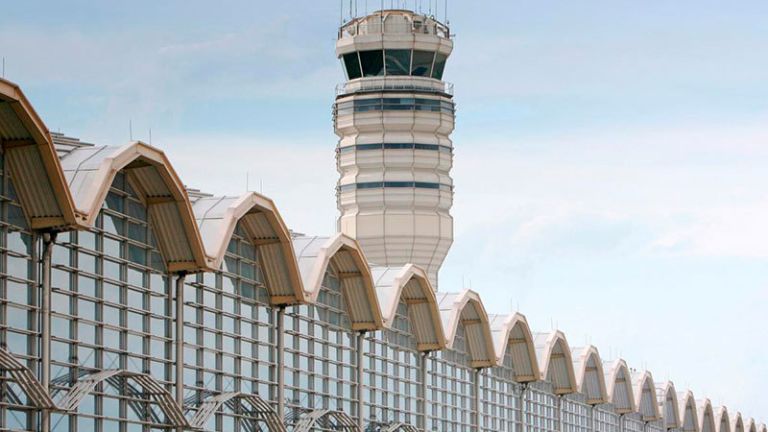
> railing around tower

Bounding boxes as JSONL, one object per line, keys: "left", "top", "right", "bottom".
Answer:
{"left": 339, "top": 17, "right": 451, "bottom": 40}
{"left": 336, "top": 77, "right": 453, "bottom": 97}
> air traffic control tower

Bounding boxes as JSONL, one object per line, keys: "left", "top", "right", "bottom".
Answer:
{"left": 334, "top": 10, "right": 455, "bottom": 287}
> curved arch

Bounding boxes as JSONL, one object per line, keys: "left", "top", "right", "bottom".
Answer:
{"left": 698, "top": 399, "right": 716, "bottom": 432}
{"left": 745, "top": 418, "right": 756, "bottom": 432}
{"left": 193, "top": 192, "right": 304, "bottom": 305}
{"left": 59, "top": 141, "right": 208, "bottom": 272}
{"left": 533, "top": 331, "right": 577, "bottom": 394}
{"left": 372, "top": 264, "right": 446, "bottom": 351}
{"left": 730, "top": 411, "right": 744, "bottom": 432}
{"left": 293, "top": 234, "right": 382, "bottom": 330}
{"left": 437, "top": 290, "right": 496, "bottom": 367}
{"left": 760, "top": 425, "right": 767, "bottom": 432}
{"left": 56, "top": 369, "right": 188, "bottom": 427}
{"left": 0, "top": 347, "right": 57, "bottom": 409}
{"left": 188, "top": 392, "right": 285, "bottom": 431}
{"left": 293, "top": 409, "right": 360, "bottom": 432}
{"left": 381, "top": 423, "right": 420, "bottom": 432}
{"left": 490, "top": 312, "right": 540, "bottom": 382}
{"left": 604, "top": 359, "right": 636, "bottom": 413}
{"left": 632, "top": 370, "right": 661, "bottom": 421}
{"left": 715, "top": 407, "right": 731, "bottom": 432}
{"left": 571, "top": 345, "right": 607, "bottom": 404}
{"left": 678, "top": 391, "right": 699, "bottom": 432}
{"left": 0, "top": 78, "right": 80, "bottom": 230}
{"left": 656, "top": 381, "right": 681, "bottom": 429}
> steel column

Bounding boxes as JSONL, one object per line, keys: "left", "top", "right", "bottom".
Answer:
{"left": 356, "top": 331, "right": 366, "bottom": 431}
{"left": 174, "top": 272, "right": 186, "bottom": 432}
{"left": 40, "top": 232, "right": 55, "bottom": 432}
{"left": 276, "top": 306, "right": 286, "bottom": 421}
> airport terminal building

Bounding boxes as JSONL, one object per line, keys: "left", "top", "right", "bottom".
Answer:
{"left": 0, "top": 9, "right": 763, "bottom": 432}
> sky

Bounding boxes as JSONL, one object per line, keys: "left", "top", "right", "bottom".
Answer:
{"left": 2, "top": 0, "right": 767, "bottom": 420}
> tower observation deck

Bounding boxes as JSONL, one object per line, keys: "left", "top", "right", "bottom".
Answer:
{"left": 334, "top": 10, "right": 454, "bottom": 287}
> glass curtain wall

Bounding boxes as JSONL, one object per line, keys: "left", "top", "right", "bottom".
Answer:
{"left": 479, "top": 349, "right": 520, "bottom": 432}
{"left": 562, "top": 394, "right": 592, "bottom": 432}
{"left": 526, "top": 382, "right": 559, "bottom": 432}
{"left": 0, "top": 149, "right": 39, "bottom": 431}
{"left": 426, "top": 325, "right": 474, "bottom": 432}
{"left": 48, "top": 172, "right": 174, "bottom": 431}
{"left": 182, "top": 222, "right": 276, "bottom": 431}
{"left": 284, "top": 266, "right": 358, "bottom": 429}
{"left": 363, "top": 300, "right": 421, "bottom": 429}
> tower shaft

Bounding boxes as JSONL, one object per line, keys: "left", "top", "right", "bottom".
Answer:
{"left": 334, "top": 10, "right": 455, "bottom": 287}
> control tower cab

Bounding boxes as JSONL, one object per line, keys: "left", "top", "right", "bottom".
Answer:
{"left": 334, "top": 10, "right": 455, "bottom": 287}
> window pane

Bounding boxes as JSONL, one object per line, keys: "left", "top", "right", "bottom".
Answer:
{"left": 412, "top": 50, "right": 435, "bottom": 76}
{"left": 343, "top": 52, "right": 362, "bottom": 79}
{"left": 360, "top": 50, "right": 384, "bottom": 77}
{"left": 432, "top": 52, "right": 448, "bottom": 79}
{"left": 385, "top": 49, "right": 411, "bottom": 76}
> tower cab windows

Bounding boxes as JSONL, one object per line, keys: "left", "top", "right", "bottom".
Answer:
{"left": 342, "top": 50, "right": 447, "bottom": 80}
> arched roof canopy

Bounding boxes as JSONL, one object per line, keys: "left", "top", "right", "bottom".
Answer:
{"left": 758, "top": 424, "right": 766, "bottom": 432}
{"left": 715, "top": 407, "right": 731, "bottom": 432}
{"left": 57, "top": 369, "right": 188, "bottom": 427}
{"left": 188, "top": 392, "right": 286, "bottom": 431}
{"left": 632, "top": 370, "right": 661, "bottom": 421}
{"left": 293, "top": 234, "right": 382, "bottom": 331}
{"left": 372, "top": 264, "right": 446, "bottom": 351}
{"left": 59, "top": 142, "right": 208, "bottom": 272}
{"left": 571, "top": 345, "right": 607, "bottom": 404}
{"left": 293, "top": 409, "right": 360, "bottom": 432}
{"left": 0, "top": 78, "right": 79, "bottom": 230}
{"left": 656, "top": 381, "right": 681, "bottom": 429}
{"left": 604, "top": 359, "right": 636, "bottom": 413}
{"left": 730, "top": 412, "right": 744, "bottom": 432}
{"left": 192, "top": 192, "right": 304, "bottom": 305}
{"left": 437, "top": 290, "right": 496, "bottom": 368}
{"left": 534, "top": 331, "right": 578, "bottom": 394}
{"left": 679, "top": 391, "right": 700, "bottom": 432}
{"left": 745, "top": 418, "right": 756, "bottom": 432}
{"left": 489, "top": 312, "right": 540, "bottom": 382}
{"left": 0, "top": 347, "right": 57, "bottom": 409}
{"left": 698, "top": 399, "right": 717, "bottom": 432}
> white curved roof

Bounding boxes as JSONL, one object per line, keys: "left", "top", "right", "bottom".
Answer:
{"left": 489, "top": 312, "right": 539, "bottom": 382}
{"left": 0, "top": 78, "right": 80, "bottom": 229}
{"left": 436, "top": 290, "right": 496, "bottom": 368}
{"left": 632, "top": 370, "right": 661, "bottom": 421}
{"left": 292, "top": 234, "right": 382, "bottom": 330}
{"left": 716, "top": 407, "right": 732, "bottom": 432}
{"left": 571, "top": 345, "right": 607, "bottom": 404}
{"left": 730, "top": 412, "right": 744, "bottom": 432}
{"left": 192, "top": 192, "right": 304, "bottom": 305}
{"left": 656, "top": 381, "right": 681, "bottom": 429}
{"left": 604, "top": 359, "right": 636, "bottom": 413}
{"left": 534, "top": 331, "right": 577, "bottom": 394}
{"left": 372, "top": 264, "right": 445, "bottom": 351}
{"left": 760, "top": 424, "right": 767, "bottom": 432}
{"left": 679, "top": 391, "right": 700, "bottom": 432}
{"left": 58, "top": 141, "right": 208, "bottom": 272}
{"left": 698, "top": 399, "right": 717, "bottom": 432}
{"left": 745, "top": 418, "right": 756, "bottom": 432}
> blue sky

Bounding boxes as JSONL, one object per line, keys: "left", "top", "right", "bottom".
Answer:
{"left": 2, "top": 0, "right": 767, "bottom": 419}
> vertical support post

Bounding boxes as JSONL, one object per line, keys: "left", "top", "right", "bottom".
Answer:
{"left": 420, "top": 351, "right": 429, "bottom": 430}
{"left": 356, "top": 331, "right": 366, "bottom": 431}
{"left": 557, "top": 395, "right": 562, "bottom": 432}
{"left": 520, "top": 384, "right": 528, "bottom": 432}
{"left": 174, "top": 272, "right": 186, "bottom": 432}
{"left": 276, "top": 306, "right": 286, "bottom": 421}
{"left": 474, "top": 368, "right": 482, "bottom": 432}
{"left": 40, "top": 232, "right": 56, "bottom": 432}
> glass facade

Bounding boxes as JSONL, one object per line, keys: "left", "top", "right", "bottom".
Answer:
{"left": 363, "top": 301, "right": 421, "bottom": 429}
{"left": 0, "top": 151, "right": 717, "bottom": 432}
{"left": 342, "top": 50, "right": 448, "bottom": 80}
{"left": 426, "top": 325, "right": 475, "bottom": 432}
{"left": 335, "top": 97, "right": 454, "bottom": 116}
{"left": 337, "top": 143, "right": 452, "bottom": 154}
